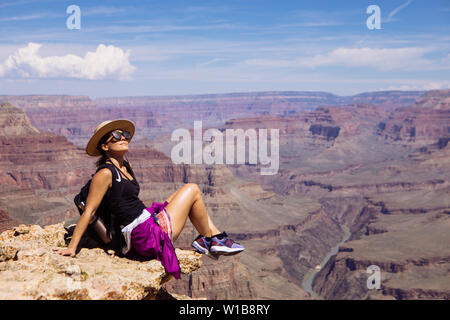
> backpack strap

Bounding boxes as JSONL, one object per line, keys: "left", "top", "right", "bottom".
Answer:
{"left": 123, "top": 160, "right": 137, "bottom": 181}
{"left": 104, "top": 160, "right": 137, "bottom": 182}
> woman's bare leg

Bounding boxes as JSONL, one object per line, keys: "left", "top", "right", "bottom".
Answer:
{"left": 165, "top": 183, "right": 220, "bottom": 242}
{"left": 166, "top": 187, "right": 220, "bottom": 235}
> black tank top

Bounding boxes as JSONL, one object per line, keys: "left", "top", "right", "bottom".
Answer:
{"left": 106, "top": 161, "right": 146, "bottom": 228}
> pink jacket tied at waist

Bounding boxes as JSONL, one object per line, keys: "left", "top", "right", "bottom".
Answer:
{"left": 130, "top": 201, "right": 181, "bottom": 279}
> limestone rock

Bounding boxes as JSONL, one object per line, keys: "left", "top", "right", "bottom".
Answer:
{"left": 0, "top": 223, "right": 202, "bottom": 300}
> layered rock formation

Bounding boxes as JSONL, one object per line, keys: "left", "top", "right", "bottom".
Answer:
{"left": 0, "top": 91, "right": 423, "bottom": 148}
{"left": 376, "top": 89, "right": 450, "bottom": 143}
{"left": 0, "top": 95, "right": 95, "bottom": 109}
{"left": 308, "top": 143, "right": 450, "bottom": 300}
{"left": 0, "top": 223, "right": 202, "bottom": 300}
{"left": 232, "top": 89, "right": 450, "bottom": 300}
{"left": 312, "top": 206, "right": 450, "bottom": 300}
{"left": 94, "top": 90, "right": 422, "bottom": 114}
{"left": 349, "top": 91, "right": 426, "bottom": 110}
{"left": 163, "top": 255, "right": 255, "bottom": 300}
{"left": 0, "top": 103, "right": 93, "bottom": 226}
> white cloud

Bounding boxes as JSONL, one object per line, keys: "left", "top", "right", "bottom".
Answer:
{"left": 0, "top": 14, "right": 53, "bottom": 22}
{"left": 380, "top": 81, "right": 450, "bottom": 91}
{"left": 0, "top": 42, "right": 136, "bottom": 80}
{"left": 245, "top": 47, "right": 440, "bottom": 71}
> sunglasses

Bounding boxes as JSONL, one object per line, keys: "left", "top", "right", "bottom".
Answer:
{"left": 106, "top": 130, "right": 131, "bottom": 143}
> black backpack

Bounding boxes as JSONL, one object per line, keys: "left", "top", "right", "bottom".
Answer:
{"left": 67, "top": 162, "right": 132, "bottom": 253}
{"left": 75, "top": 164, "right": 113, "bottom": 226}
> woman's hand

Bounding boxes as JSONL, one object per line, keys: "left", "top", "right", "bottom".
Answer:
{"left": 52, "top": 247, "right": 76, "bottom": 257}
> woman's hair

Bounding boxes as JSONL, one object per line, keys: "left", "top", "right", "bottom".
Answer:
{"left": 96, "top": 151, "right": 108, "bottom": 168}
{"left": 95, "top": 132, "right": 111, "bottom": 167}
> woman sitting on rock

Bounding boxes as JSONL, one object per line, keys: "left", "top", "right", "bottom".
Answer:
{"left": 54, "top": 119, "right": 244, "bottom": 278}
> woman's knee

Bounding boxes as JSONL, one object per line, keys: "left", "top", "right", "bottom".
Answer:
{"left": 184, "top": 183, "right": 201, "bottom": 198}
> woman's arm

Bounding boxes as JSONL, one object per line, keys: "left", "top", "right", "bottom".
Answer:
{"left": 53, "top": 168, "right": 112, "bottom": 257}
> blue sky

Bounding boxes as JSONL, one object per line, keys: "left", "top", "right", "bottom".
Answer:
{"left": 0, "top": 0, "right": 449, "bottom": 97}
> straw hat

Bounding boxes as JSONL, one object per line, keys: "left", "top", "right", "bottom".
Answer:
{"left": 86, "top": 119, "right": 135, "bottom": 156}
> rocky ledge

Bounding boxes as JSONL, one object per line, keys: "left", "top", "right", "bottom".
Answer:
{"left": 0, "top": 223, "right": 202, "bottom": 300}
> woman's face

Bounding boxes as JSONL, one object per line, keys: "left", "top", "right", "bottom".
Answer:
{"left": 101, "top": 129, "right": 130, "bottom": 155}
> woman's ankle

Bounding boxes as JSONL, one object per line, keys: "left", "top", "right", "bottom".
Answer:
{"left": 212, "top": 231, "right": 226, "bottom": 239}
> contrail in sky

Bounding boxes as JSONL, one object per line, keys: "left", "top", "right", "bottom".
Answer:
{"left": 387, "top": 0, "right": 413, "bottom": 21}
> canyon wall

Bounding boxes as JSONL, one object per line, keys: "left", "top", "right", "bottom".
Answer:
{"left": 237, "top": 89, "right": 450, "bottom": 300}
{"left": 0, "top": 90, "right": 423, "bottom": 148}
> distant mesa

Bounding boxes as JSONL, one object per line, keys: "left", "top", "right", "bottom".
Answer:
{"left": 377, "top": 89, "right": 450, "bottom": 142}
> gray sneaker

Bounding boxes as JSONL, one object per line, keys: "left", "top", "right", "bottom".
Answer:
{"left": 210, "top": 232, "right": 245, "bottom": 255}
